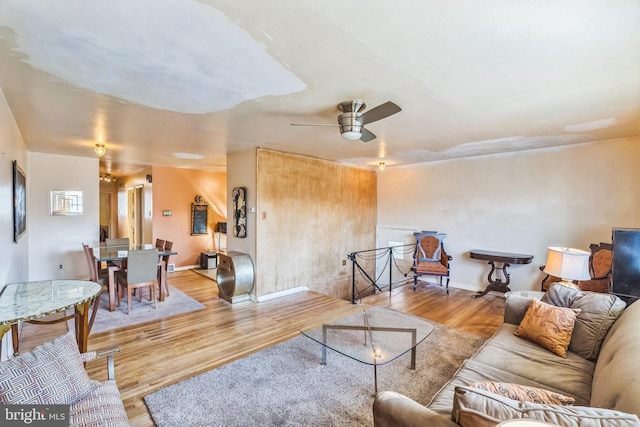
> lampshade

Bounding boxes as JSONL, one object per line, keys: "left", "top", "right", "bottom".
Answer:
{"left": 543, "top": 247, "right": 591, "bottom": 282}
{"left": 95, "top": 144, "right": 106, "bottom": 157}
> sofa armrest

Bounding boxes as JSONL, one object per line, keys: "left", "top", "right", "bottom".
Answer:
{"left": 504, "top": 294, "right": 533, "bottom": 325}
{"left": 373, "top": 391, "right": 457, "bottom": 427}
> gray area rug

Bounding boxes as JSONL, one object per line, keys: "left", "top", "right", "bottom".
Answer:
{"left": 144, "top": 317, "right": 485, "bottom": 426}
{"left": 88, "top": 286, "right": 206, "bottom": 335}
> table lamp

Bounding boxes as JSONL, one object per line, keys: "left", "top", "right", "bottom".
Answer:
{"left": 543, "top": 246, "right": 591, "bottom": 287}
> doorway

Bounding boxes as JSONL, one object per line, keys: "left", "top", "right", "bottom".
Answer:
{"left": 99, "top": 192, "right": 112, "bottom": 241}
{"left": 127, "top": 185, "right": 144, "bottom": 245}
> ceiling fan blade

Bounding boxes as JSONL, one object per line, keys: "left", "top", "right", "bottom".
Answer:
{"left": 360, "top": 128, "right": 377, "bottom": 142}
{"left": 359, "top": 101, "right": 402, "bottom": 124}
{"left": 290, "top": 123, "right": 338, "bottom": 127}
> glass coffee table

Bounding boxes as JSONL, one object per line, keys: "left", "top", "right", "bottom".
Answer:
{"left": 301, "top": 306, "right": 434, "bottom": 393}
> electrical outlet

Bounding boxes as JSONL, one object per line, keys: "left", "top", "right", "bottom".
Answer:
{"left": 59, "top": 264, "right": 63, "bottom": 270}
{"left": 341, "top": 259, "right": 347, "bottom": 266}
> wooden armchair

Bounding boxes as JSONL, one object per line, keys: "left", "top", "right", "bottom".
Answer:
{"left": 412, "top": 231, "right": 452, "bottom": 294}
{"left": 540, "top": 242, "right": 612, "bottom": 293}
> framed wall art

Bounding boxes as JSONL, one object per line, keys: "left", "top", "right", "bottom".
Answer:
{"left": 232, "top": 186, "right": 247, "bottom": 238}
{"left": 50, "top": 190, "right": 84, "bottom": 215}
{"left": 12, "top": 160, "right": 26, "bottom": 243}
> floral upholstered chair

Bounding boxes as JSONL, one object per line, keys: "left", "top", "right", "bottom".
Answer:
{"left": 411, "top": 231, "right": 452, "bottom": 294}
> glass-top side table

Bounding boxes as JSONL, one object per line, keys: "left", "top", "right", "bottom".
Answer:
{"left": 0, "top": 280, "right": 102, "bottom": 357}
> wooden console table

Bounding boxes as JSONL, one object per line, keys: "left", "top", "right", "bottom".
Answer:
{"left": 469, "top": 250, "right": 533, "bottom": 298}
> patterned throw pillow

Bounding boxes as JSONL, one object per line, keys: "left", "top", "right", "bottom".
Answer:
{"left": 468, "top": 381, "right": 575, "bottom": 405}
{"left": 514, "top": 298, "right": 581, "bottom": 358}
{"left": 0, "top": 332, "right": 97, "bottom": 405}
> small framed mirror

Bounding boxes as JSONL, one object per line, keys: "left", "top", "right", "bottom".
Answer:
{"left": 191, "top": 195, "right": 208, "bottom": 235}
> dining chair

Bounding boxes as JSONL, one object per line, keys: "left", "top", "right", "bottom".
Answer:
{"left": 105, "top": 237, "right": 130, "bottom": 269}
{"left": 82, "top": 243, "right": 109, "bottom": 331}
{"left": 105, "top": 237, "right": 130, "bottom": 247}
{"left": 155, "top": 238, "right": 165, "bottom": 250}
{"left": 158, "top": 240, "right": 173, "bottom": 297}
{"left": 115, "top": 248, "right": 160, "bottom": 314}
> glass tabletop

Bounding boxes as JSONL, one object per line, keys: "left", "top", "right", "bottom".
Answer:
{"left": 0, "top": 280, "right": 102, "bottom": 324}
{"left": 301, "top": 306, "right": 434, "bottom": 366}
{"left": 93, "top": 244, "right": 175, "bottom": 262}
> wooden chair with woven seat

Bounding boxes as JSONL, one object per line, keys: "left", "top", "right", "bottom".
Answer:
{"left": 115, "top": 248, "right": 160, "bottom": 314}
{"left": 411, "top": 231, "right": 452, "bottom": 294}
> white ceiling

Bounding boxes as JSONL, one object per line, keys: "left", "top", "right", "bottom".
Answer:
{"left": 0, "top": 0, "right": 639, "bottom": 176}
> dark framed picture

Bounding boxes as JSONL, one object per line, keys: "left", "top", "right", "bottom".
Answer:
{"left": 232, "top": 186, "right": 247, "bottom": 238}
{"left": 13, "top": 160, "right": 26, "bottom": 243}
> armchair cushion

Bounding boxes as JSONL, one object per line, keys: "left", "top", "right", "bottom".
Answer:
{"left": 416, "top": 233, "right": 445, "bottom": 262}
{"left": 0, "top": 332, "right": 97, "bottom": 405}
{"left": 69, "top": 380, "right": 129, "bottom": 427}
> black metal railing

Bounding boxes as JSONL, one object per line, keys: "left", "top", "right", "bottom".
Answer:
{"left": 348, "top": 243, "right": 416, "bottom": 304}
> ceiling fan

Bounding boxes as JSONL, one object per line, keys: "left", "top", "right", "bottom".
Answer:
{"left": 290, "top": 99, "right": 402, "bottom": 142}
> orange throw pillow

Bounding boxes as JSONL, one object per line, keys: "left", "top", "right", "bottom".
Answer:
{"left": 514, "top": 298, "right": 580, "bottom": 358}
{"left": 468, "top": 381, "right": 575, "bottom": 405}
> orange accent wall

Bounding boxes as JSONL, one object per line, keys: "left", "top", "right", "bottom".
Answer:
{"left": 152, "top": 166, "right": 227, "bottom": 268}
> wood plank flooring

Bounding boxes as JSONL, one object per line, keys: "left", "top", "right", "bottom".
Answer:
{"left": 17, "top": 270, "right": 504, "bottom": 426}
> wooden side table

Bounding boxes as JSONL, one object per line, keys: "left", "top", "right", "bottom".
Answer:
{"left": 469, "top": 250, "right": 533, "bottom": 298}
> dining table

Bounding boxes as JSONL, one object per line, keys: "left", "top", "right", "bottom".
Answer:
{"left": 0, "top": 280, "right": 102, "bottom": 357}
{"left": 93, "top": 244, "right": 177, "bottom": 311}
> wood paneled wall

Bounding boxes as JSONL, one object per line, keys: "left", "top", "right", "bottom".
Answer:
{"left": 256, "top": 149, "right": 377, "bottom": 300}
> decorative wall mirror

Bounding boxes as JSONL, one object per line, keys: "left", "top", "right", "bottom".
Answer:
{"left": 191, "top": 195, "right": 208, "bottom": 235}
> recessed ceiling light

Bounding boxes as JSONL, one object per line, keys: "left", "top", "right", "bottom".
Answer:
{"left": 173, "top": 152, "right": 204, "bottom": 160}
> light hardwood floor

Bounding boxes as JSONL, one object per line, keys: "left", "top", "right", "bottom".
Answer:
{"left": 18, "top": 270, "right": 505, "bottom": 426}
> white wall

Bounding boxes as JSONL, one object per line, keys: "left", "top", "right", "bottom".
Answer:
{"left": 226, "top": 148, "right": 257, "bottom": 259}
{"left": 378, "top": 138, "right": 640, "bottom": 293}
{"left": 0, "top": 89, "right": 29, "bottom": 358}
{"left": 28, "top": 153, "right": 99, "bottom": 281}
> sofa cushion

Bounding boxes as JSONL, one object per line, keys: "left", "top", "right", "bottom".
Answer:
{"left": 452, "top": 386, "right": 640, "bottom": 427}
{"left": 542, "top": 283, "right": 626, "bottom": 360}
{"left": 515, "top": 298, "right": 580, "bottom": 358}
{"left": 468, "top": 381, "right": 574, "bottom": 405}
{"left": 0, "top": 332, "right": 97, "bottom": 405}
{"left": 468, "top": 324, "right": 594, "bottom": 404}
{"left": 69, "top": 380, "right": 129, "bottom": 427}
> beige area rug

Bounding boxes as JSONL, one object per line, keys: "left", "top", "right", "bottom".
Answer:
{"left": 87, "top": 286, "right": 206, "bottom": 335}
{"left": 144, "top": 315, "right": 485, "bottom": 426}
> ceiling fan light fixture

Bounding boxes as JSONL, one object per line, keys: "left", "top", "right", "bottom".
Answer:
{"left": 342, "top": 130, "right": 362, "bottom": 140}
{"left": 94, "top": 144, "right": 106, "bottom": 157}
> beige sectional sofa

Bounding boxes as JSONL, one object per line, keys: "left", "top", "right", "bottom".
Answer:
{"left": 373, "top": 284, "right": 640, "bottom": 426}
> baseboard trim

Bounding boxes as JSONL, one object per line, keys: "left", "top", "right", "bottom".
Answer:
{"left": 174, "top": 264, "right": 199, "bottom": 271}
{"left": 255, "top": 286, "right": 309, "bottom": 302}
